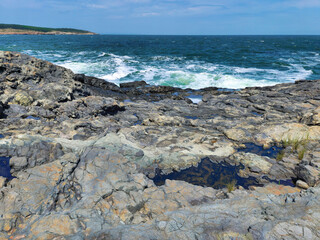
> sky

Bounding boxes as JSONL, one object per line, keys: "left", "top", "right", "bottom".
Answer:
{"left": 0, "top": 0, "right": 320, "bottom": 35}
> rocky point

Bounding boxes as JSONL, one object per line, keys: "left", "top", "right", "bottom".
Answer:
{"left": 0, "top": 51, "right": 319, "bottom": 239}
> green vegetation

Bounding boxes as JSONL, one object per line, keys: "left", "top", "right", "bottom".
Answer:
{"left": 280, "top": 133, "right": 310, "bottom": 161}
{"left": 0, "top": 23, "right": 93, "bottom": 34}
{"left": 226, "top": 180, "right": 237, "bottom": 193}
{"left": 276, "top": 150, "right": 285, "bottom": 161}
{"left": 298, "top": 148, "right": 306, "bottom": 160}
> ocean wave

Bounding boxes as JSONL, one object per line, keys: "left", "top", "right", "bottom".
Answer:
{"left": 154, "top": 71, "right": 280, "bottom": 89}
{"left": 98, "top": 52, "right": 107, "bottom": 57}
{"left": 21, "top": 50, "right": 316, "bottom": 90}
{"left": 151, "top": 56, "right": 185, "bottom": 61}
{"left": 234, "top": 67, "right": 265, "bottom": 74}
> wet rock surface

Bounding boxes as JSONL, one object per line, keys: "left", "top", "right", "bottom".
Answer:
{"left": 0, "top": 51, "right": 319, "bottom": 239}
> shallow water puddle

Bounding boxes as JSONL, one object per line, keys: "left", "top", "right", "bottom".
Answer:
{"left": 238, "top": 143, "right": 283, "bottom": 159}
{"left": 251, "top": 111, "right": 263, "bottom": 116}
{"left": 0, "top": 156, "right": 13, "bottom": 179}
{"left": 152, "top": 157, "right": 263, "bottom": 189}
{"left": 134, "top": 120, "right": 143, "bottom": 125}
{"left": 185, "top": 116, "right": 199, "bottom": 120}
{"left": 26, "top": 116, "right": 41, "bottom": 120}
{"left": 262, "top": 176, "right": 295, "bottom": 187}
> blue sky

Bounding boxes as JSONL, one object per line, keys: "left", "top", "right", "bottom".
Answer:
{"left": 0, "top": 0, "right": 320, "bottom": 34}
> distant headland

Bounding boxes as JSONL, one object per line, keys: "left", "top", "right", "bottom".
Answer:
{"left": 0, "top": 23, "right": 97, "bottom": 35}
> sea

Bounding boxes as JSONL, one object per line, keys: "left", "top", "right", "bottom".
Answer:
{"left": 1, "top": 35, "right": 320, "bottom": 89}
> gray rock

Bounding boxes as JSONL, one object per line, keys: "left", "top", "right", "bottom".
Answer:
{"left": 0, "top": 176, "right": 5, "bottom": 188}
{"left": 296, "top": 180, "right": 309, "bottom": 189}
{"left": 9, "top": 156, "right": 28, "bottom": 170}
{"left": 0, "top": 51, "right": 320, "bottom": 239}
{"left": 295, "top": 165, "right": 320, "bottom": 186}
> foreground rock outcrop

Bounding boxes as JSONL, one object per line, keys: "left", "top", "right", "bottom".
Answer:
{"left": 0, "top": 51, "right": 320, "bottom": 239}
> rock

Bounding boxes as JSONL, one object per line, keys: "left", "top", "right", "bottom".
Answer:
{"left": 233, "top": 152, "right": 272, "bottom": 174}
{"left": 269, "top": 222, "right": 315, "bottom": 240}
{"left": 224, "top": 127, "right": 252, "bottom": 142}
{"left": 295, "top": 165, "right": 320, "bottom": 187}
{"left": 30, "top": 215, "right": 78, "bottom": 237}
{"left": 1, "top": 51, "right": 320, "bottom": 239}
{"left": 74, "top": 73, "right": 121, "bottom": 92}
{"left": 120, "top": 80, "right": 147, "bottom": 88}
{"left": 296, "top": 180, "right": 309, "bottom": 189}
{"left": 252, "top": 183, "right": 301, "bottom": 196}
{"left": 13, "top": 91, "right": 33, "bottom": 106}
{"left": 0, "top": 176, "right": 6, "bottom": 188}
{"left": 9, "top": 156, "right": 28, "bottom": 170}
{"left": 56, "top": 96, "right": 125, "bottom": 118}
{"left": 157, "top": 221, "right": 167, "bottom": 230}
{"left": 301, "top": 106, "right": 320, "bottom": 125}
{"left": 0, "top": 101, "right": 5, "bottom": 118}
{"left": 39, "top": 83, "right": 73, "bottom": 102}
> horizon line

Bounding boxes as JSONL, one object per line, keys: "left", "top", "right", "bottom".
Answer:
{"left": 96, "top": 33, "right": 320, "bottom": 36}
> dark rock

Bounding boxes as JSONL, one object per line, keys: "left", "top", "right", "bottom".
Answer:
{"left": 1, "top": 51, "right": 320, "bottom": 240}
{"left": 74, "top": 74, "right": 121, "bottom": 92}
{"left": 120, "top": 81, "right": 147, "bottom": 88}
{"left": 56, "top": 96, "right": 125, "bottom": 118}
{"left": 73, "top": 134, "right": 87, "bottom": 140}
{"left": 0, "top": 101, "right": 5, "bottom": 118}
{"left": 295, "top": 164, "right": 320, "bottom": 186}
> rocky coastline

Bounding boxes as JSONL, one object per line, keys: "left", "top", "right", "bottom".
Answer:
{"left": 0, "top": 29, "right": 96, "bottom": 35}
{"left": 0, "top": 51, "right": 319, "bottom": 239}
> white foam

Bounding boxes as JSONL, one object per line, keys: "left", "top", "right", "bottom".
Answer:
{"left": 101, "top": 66, "right": 134, "bottom": 81}
{"left": 23, "top": 50, "right": 316, "bottom": 90}
{"left": 98, "top": 52, "right": 107, "bottom": 57}
{"left": 152, "top": 69, "right": 283, "bottom": 90}
{"left": 212, "top": 75, "right": 279, "bottom": 89}
{"left": 187, "top": 95, "right": 203, "bottom": 104}
{"left": 59, "top": 61, "right": 93, "bottom": 74}
{"left": 151, "top": 56, "right": 185, "bottom": 61}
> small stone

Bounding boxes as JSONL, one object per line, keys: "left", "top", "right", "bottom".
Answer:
{"left": 157, "top": 221, "right": 167, "bottom": 230}
{"left": 296, "top": 180, "right": 309, "bottom": 189}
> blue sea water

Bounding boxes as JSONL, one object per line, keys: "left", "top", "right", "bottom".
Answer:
{"left": 1, "top": 35, "right": 320, "bottom": 89}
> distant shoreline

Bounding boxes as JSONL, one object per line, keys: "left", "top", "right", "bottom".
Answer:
{"left": 0, "top": 29, "right": 96, "bottom": 35}
{"left": 0, "top": 24, "right": 97, "bottom": 35}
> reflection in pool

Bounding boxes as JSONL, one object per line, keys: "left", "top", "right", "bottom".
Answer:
{"left": 238, "top": 143, "right": 283, "bottom": 159}
{"left": 0, "top": 156, "right": 13, "bottom": 179}
{"left": 152, "top": 157, "right": 263, "bottom": 189}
